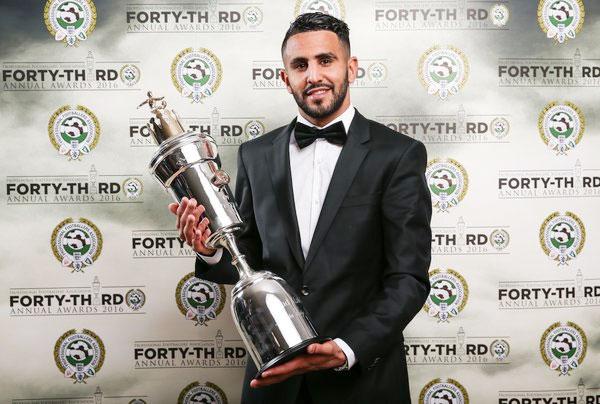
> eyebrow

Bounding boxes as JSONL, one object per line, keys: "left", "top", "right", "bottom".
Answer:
{"left": 289, "top": 52, "right": 338, "bottom": 66}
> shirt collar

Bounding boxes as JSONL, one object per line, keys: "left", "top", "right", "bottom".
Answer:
{"left": 296, "top": 104, "right": 355, "bottom": 134}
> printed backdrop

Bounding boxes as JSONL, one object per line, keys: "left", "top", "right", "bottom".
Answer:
{"left": 1, "top": 0, "right": 599, "bottom": 403}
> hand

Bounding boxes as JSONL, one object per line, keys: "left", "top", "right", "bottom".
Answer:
{"left": 168, "top": 197, "right": 217, "bottom": 256}
{"left": 250, "top": 341, "right": 347, "bottom": 388}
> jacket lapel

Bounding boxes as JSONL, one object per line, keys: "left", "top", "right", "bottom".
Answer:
{"left": 303, "top": 111, "right": 371, "bottom": 271}
{"left": 267, "top": 119, "right": 305, "bottom": 270}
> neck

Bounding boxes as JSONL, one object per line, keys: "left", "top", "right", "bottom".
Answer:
{"left": 299, "top": 97, "right": 351, "bottom": 127}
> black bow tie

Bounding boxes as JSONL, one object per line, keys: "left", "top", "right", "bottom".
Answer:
{"left": 294, "top": 121, "right": 347, "bottom": 149}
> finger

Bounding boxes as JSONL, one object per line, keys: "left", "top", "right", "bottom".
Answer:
{"left": 307, "top": 342, "right": 335, "bottom": 356}
{"left": 261, "top": 355, "right": 314, "bottom": 378}
{"left": 179, "top": 200, "right": 197, "bottom": 240}
{"left": 193, "top": 221, "right": 213, "bottom": 253}
{"left": 168, "top": 203, "right": 179, "bottom": 215}
{"left": 175, "top": 198, "right": 188, "bottom": 229}
{"left": 251, "top": 373, "right": 294, "bottom": 388}
{"left": 194, "top": 205, "right": 206, "bottom": 224}
{"left": 183, "top": 214, "right": 197, "bottom": 245}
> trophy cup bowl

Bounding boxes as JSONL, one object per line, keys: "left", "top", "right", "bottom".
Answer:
{"left": 142, "top": 92, "right": 328, "bottom": 378}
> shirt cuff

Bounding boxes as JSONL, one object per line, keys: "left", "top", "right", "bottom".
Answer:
{"left": 333, "top": 338, "right": 357, "bottom": 369}
{"left": 197, "top": 248, "right": 223, "bottom": 265}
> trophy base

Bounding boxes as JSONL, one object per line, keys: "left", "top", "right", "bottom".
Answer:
{"left": 254, "top": 336, "right": 331, "bottom": 379}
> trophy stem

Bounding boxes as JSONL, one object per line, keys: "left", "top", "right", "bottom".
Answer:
{"left": 220, "top": 232, "right": 255, "bottom": 280}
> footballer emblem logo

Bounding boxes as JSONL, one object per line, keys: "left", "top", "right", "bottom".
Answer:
{"left": 490, "top": 229, "right": 510, "bottom": 251}
{"left": 538, "top": 0, "right": 585, "bottom": 44}
{"left": 419, "top": 46, "right": 469, "bottom": 100}
{"left": 538, "top": 101, "right": 584, "bottom": 155}
{"left": 178, "top": 381, "right": 228, "bottom": 404}
{"left": 126, "top": 289, "right": 146, "bottom": 311}
{"left": 490, "top": 4, "right": 510, "bottom": 27}
{"left": 540, "top": 211, "right": 585, "bottom": 266}
{"left": 44, "top": 0, "right": 96, "bottom": 46}
{"left": 51, "top": 218, "right": 103, "bottom": 273}
{"left": 294, "top": 0, "right": 345, "bottom": 19}
{"left": 54, "top": 329, "right": 105, "bottom": 383}
{"left": 426, "top": 158, "right": 468, "bottom": 212}
{"left": 541, "top": 322, "right": 587, "bottom": 375}
{"left": 120, "top": 64, "right": 141, "bottom": 87}
{"left": 423, "top": 269, "right": 469, "bottom": 323}
{"left": 490, "top": 117, "right": 510, "bottom": 140}
{"left": 490, "top": 339, "right": 510, "bottom": 361}
{"left": 419, "top": 378, "right": 469, "bottom": 404}
{"left": 367, "top": 62, "right": 388, "bottom": 83}
{"left": 123, "top": 177, "right": 144, "bottom": 200}
{"left": 244, "top": 120, "right": 265, "bottom": 140}
{"left": 243, "top": 6, "right": 263, "bottom": 27}
{"left": 176, "top": 273, "right": 226, "bottom": 326}
{"left": 171, "top": 48, "right": 223, "bottom": 103}
{"left": 49, "top": 105, "right": 100, "bottom": 160}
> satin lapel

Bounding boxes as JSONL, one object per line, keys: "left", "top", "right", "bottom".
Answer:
{"left": 303, "top": 111, "right": 371, "bottom": 271}
{"left": 267, "top": 119, "right": 305, "bottom": 270}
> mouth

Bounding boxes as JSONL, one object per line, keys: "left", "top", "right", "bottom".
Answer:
{"left": 304, "top": 86, "right": 332, "bottom": 100}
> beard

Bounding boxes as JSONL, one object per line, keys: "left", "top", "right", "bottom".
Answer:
{"left": 291, "top": 72, "right": 349, "bottom": 120}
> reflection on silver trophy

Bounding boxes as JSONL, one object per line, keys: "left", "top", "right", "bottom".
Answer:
{"left": 140, "top": 92, "right": 328, "bottom": 377}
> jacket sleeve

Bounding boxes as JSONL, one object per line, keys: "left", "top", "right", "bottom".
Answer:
{"left": 337, "top": 139, "right": 432, "bottom": 370}
{"left": 194, "top": 142, "right": 263, "bottom": 285}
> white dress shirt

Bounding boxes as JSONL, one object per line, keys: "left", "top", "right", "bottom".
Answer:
{"left": 290, "top": 105, "right": 357, "bottom": 370}
{"left": 201, "top": 105, "right": 358, "bottom": 369}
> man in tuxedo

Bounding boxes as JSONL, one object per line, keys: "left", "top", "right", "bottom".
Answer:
{"left": 170, "top": 12, "right": 431, "bottom": 404}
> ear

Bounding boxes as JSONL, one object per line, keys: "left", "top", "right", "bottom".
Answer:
{"left": 347, "top": 56, "right": 358, "bottom": 84}
{"left": 280, "top": 68, "right": 293, "bottom": 94}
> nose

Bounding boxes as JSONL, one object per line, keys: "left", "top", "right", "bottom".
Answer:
{"left": 306, "top": 62, "right": 323, "bottom": 85}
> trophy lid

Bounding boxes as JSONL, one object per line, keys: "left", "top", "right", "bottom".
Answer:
{"left": 138, "top": 91, "right": 186, "bottom": 144}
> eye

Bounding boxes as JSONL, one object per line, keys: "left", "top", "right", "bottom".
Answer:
{"left": 321, "top": 58, "right": 332, "bottom": 65}
{"left": 294, "top": 62, "right": 307, "bottom": 70}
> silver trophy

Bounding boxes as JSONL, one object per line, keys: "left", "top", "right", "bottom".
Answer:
{"left": 140, "top": 92, "right": 328, "bottom": 378}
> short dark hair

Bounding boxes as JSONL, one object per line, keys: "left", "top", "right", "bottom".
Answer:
{"left": 281, "top": 12, "right": 350, "bottom": 56}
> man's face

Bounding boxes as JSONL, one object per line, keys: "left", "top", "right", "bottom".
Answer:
{"left": 281, "top": 30, "right": 357, "bottom": 122}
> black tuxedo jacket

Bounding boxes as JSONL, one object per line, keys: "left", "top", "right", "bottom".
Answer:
{"left": 195, "top": 111, "right": 432, "bottom": 404}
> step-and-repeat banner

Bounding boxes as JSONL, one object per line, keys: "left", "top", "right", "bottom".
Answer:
{"left": 1, "top": 0, "right": 599, "bottom": 403}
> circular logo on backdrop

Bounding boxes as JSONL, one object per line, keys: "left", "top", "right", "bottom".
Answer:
{"left": 490, "top": 339, "right": 510, "bottom": 361}
{"left": 122, "top": 177, "right": 144, "bottom": 200}
{"left": 423, "top": 269, "right": 469, "bottom": 323}
{"left": 490, "top": 4, "right": 510, "bottom": 27}
{"left": 244, "top": 120, "right": 265, "bottom": 140}
{"left": 539, "top": 211, "right": 585, "bottom": 266}
{"left": 120, "top": 64, "right": 141, "bottom": 86}
{"left": 426, "top": 158, "right": 468, "bottom": 213}
{"left": 490, "top": 117, "right": 510, "bottom": 140}
{"left": 419, "top": 378, "right": 469, "bottom": 404}
{"left": 294, "top": 0, "right": 345, "bottom": 19}
{"left": 540, "top": 322, "right": 587, "bottom": 376}
{"left": 44, "top": 0, "right": 96, "bottom": 46}
{"left": 126, "top": 289, "right": 146, "bottom": 311}
{"left": 367, "top": 62, "right": 388, "bottom": 83}
{"left": 171, "top": 48, "right": 223, "bottom": 103}
{"left": 538, "top": 101, "right": 584, "bottom": 155}
{"left": 49, "top": 105, "right": 100, "bottom": 160}
{"left": 178, "top": 381, "right": 228, "bottom": 404}
{"left": 418, "top": 46, "right": 469, "bottom": 100}
{"left": 243, "top": 6, "right": 263, "bottom": 27}
{"left": 490, "top": 229, "right": 510, "bottom": 251}
{"left": 51, "top": 218, "right": 103, "bottom": 273}
{"left": 54, "top": 329, "right": 105, "bottom": 383}
{"left": 538, "top": 0, "right": 585, "bottom": 44}
{"left": 176, "top": 273, "right": 226, "bottom": 326}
